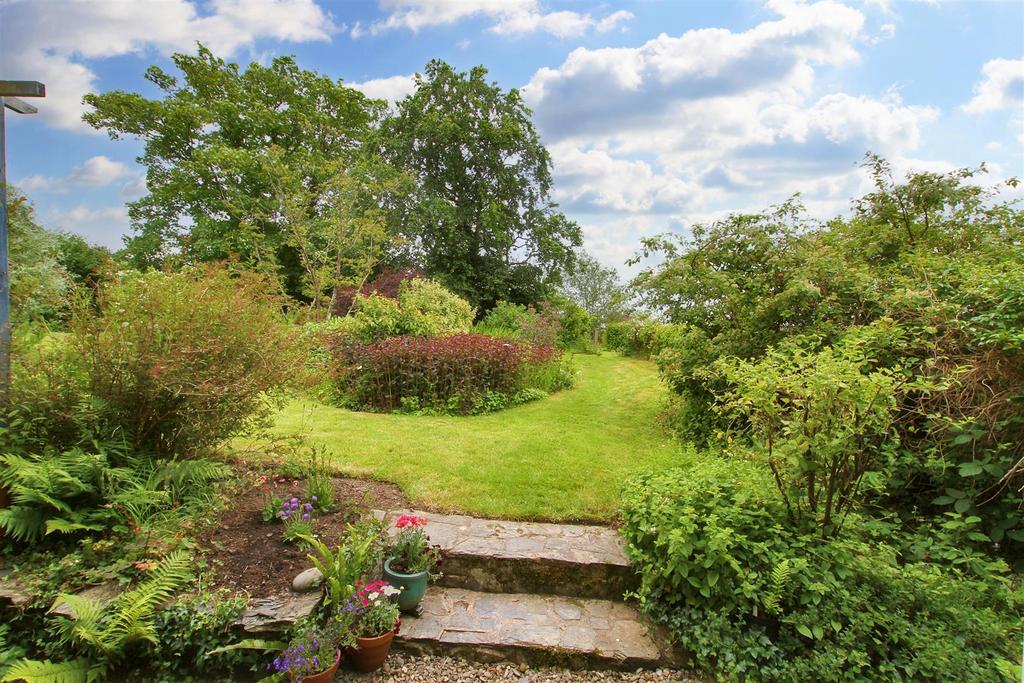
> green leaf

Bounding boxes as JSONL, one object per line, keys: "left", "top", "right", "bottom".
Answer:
{"left": 953, "top": 498, "right": 972, "bottom": 514}
{"left": 957, "top": 462, "right": 984, "bottom": 477}
{"left": 796, "top": 624, "right": 813, "bottom": 639}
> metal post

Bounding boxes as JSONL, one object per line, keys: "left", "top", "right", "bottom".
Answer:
{"left": 0, "top": 81, "right": 45, "bottom": 404}
{"left": 0, "top": 99, "right": 7, "bottom": 403}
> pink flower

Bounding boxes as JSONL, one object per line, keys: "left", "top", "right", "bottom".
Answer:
{"left": 395, "top": 515, "right": 428, "bottom": 529}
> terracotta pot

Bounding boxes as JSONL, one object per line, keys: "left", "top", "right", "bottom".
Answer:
{"left": 347, "top": 628, "right": 397, "bottom": 673}
{"left": 289, "top": 648, "right": 340, "bottom": 683}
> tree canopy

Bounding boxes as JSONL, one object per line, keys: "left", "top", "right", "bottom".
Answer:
{"left": 83, "top": 44, "right": 389, "bottom": 301}
{"left": 379, "top": 60, "right": 581, "bottom": 310}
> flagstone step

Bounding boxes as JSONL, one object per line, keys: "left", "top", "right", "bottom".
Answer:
{"left": 395, "top": 586, "right": 681, "bottom": 671}
{"left": 374, "top": 510, "right": 638, "bottom": 601}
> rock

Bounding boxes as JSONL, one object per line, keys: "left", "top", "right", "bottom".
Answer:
{"left": 292, "top": 567, "right": 323, "bottom": 593}
{"left": 0, "top": 569, "right": 32, "bottom": 608}
{"left": 51, "top": 579, "right": 122, "bottom": 618}
{"left": 236, "top": 590, "right": 323, "bottom": 633}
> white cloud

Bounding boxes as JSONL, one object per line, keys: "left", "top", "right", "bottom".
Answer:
{"left": 359, "top": 0, "right": 633, "bottom": 39}
{"left": 0, "top": 0, "right": 335, "bottom": 132}
{"left": 15, "top": 156, "right": 136, "bottom": 193}
{"left": 962, "top": 58, "right": 1024, "bottom": 113}
{"left": 349, "top": 74, "right": 417, "bottom": 102}
{"left": 516, "top": 0, "right": 947, "bottom": 271}
{"left": 42, "top": 205, "right": 131, "bottom": 249}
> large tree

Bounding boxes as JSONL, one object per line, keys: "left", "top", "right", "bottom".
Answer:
{"left": 83, "top": 45, "right": 391, "bottom": 300}
{"left": 379, "top": 60, "right": 581, "bottom": 310}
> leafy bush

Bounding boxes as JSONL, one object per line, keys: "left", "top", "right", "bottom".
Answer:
{"left": 333, "top": 333, "right": 571, "bottom": 414}
{"left": 620, "top": 459, "right": 1022, "bottom": 681}
{"left": 328, "top": 278, "right": 475, "bottom": 344}
{"left": 5, "top": 266, "right": 302, "bottom": 457}
{"left": 331, "top": 268, "right": 425, "bottom": 317}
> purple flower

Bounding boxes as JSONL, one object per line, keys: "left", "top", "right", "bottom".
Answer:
{"left": 302, "top": 513, "right": 311, "bottom": 520}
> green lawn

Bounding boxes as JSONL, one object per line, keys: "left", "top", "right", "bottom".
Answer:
{"left": 246, "top": 352, "right": 682, "bottom": 521}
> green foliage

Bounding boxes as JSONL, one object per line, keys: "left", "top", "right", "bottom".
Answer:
{"left": 329, "top": 278, "right": 476, "bottom": 345}
{"left": 397, "top": 278, "right": 477, "bottom": 336}
{"left": 379, "top": 60, "right": 582, "bottom": 309}
{"left": 306, "top": 447, "right": 337, "bottom": 514}
{"left": 300, "top": 519, "right": 386, "bottom": 613}
{"left": 713, "top": 341, "right": 903, "bottom": 536}
{"left": 4, "top": 551, "right": 193, "bottom": 682}
{"left": 620, "top": 461, "right": 1022, "bottom": 681}
{"left": 83, "top": 45, "right": 384, "bottom": 299}
{"left": 57, "top": 266, "right": 299, "bottom": 456}
{"left": 560, "top": 252, "right": 629, "bottom": 343}
{"left": 152, "top": 590, "right": 254, "bottom": 677}
{"left": 633, "top": 156, "right": 1024, "bottom": 557}
{"left": 6, "top": 188, "right": 71, "bottom": 323}
{"left": 0, "top": 447, "right": 229, "bottom": 544}
{"left": 56, "top": 233, "right": 114, "bottom": 290}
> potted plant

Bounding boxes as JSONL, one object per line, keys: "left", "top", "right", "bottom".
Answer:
{"left": 271, "top": 623, "right": 341, "bottom": 683}
{"left": 383, "top": 515, "right": 443, "bottom": 612}
{"left": 338, "top": 579, "right": 401, "bottom": 672}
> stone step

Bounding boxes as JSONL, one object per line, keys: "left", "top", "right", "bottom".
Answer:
{"left": 374, "top": 510, "right": 638, "bottom": 601}
{"left": 395, "top": 586, "right": 681, "bottom": 671}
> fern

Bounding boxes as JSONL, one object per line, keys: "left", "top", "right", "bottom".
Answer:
{"left": 763, "top": 559, "right": 792, "bottom": 615}
{"left": 4, "top": 551, "right": 195, "bottom": 681}
{"left": 0, "top": 657, "right": 105, "bottom": 683}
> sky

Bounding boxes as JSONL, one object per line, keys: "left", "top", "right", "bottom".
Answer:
{"left": 2, "top": 0, "right": 1023, "bottom": 274}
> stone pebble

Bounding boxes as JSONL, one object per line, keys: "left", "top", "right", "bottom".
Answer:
{"left": 334, "top": 652, "right": 696, "bottom": 682}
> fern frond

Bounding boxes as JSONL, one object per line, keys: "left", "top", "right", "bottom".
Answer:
{"left": 0, "top": 657, "right": 103, "bottom": 683}
{"left": 207, "top": 639, "right": 286, "bottom": 655}
{"left": 44, "top": 519, "right": 106, "bottom": 536}
{"left": 763, "top": 559, "right": 792, "bottom": 615}
{"left": 0, "top": 506, "right": 47, "bottom": 542}
{"left": 104, "top": 550, "right": 191, "bottom": 649}
{"left": 49, "top": 594, "right": 105, "bottom": 627}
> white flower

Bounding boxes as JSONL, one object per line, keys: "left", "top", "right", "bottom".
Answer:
{"left": 368, "top": 591, "right": 379, "bottom": 601}
{"left": 383, "top": 586, "right": 401, "bottom": 597}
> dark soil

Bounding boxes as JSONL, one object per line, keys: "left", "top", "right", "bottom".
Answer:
{"left": 199, "top": 469, "right": 408, "bottom": 597}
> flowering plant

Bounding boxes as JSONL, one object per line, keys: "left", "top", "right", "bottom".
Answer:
{"left": 337, "top": 579, "right": 401, "bottom": 639}
{"left": 388, "top": 515, "right": 443, "bottom": 575}
{"left": 280, "top": 497, "right": 316, "bottom": 544}
{"left": 271, "top": 623, "right": 338, "bottom": 680}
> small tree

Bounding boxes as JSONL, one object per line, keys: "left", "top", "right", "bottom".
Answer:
{"left": 714, "top": 342, "right": 902, "bottom": 537}
{"left": 560, "top": 252, "right": 628, "bottom": 343}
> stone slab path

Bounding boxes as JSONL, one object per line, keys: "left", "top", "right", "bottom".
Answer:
{"left": 373, "top": 510, "right": 638, "bottom": 601}
{"left": 376, "top": 509, "right": 682, "bottom": 671}
{"left": 398, "top": 587, "right": 678, "bottom": 671}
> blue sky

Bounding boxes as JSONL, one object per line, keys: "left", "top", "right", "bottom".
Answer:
{"left": 2, "top": 0, "right": 1022, "bottom": 272}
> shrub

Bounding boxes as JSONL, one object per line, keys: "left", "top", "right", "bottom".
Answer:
{"left": 397, "top": 278, "right": 476, "bottom": 336}
{"left": 620, "top": 458, "right": 1022, "bottom": 681}
{"left": 333, "top": 333, "right": 571, "bottom": 414}
{"left": 67, "top": 266, "right": 300, "bottom": 456}
{"left": 331, "top": 268, "right": 425, "bottom": 317}
{"left": 328, "top": 278, "right": 475, "bottom": 344}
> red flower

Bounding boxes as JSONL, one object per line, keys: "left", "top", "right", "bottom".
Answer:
{"left": 395, "top": 515, "right": 428, "bottom": 529}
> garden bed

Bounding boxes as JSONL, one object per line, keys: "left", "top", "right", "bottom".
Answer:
{"left": 198, "top": 467, "right": 409, "bottom": 597}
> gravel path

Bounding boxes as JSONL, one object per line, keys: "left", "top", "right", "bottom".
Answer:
{"left": 334, "top": 653, "right": 696, "bottom": 682}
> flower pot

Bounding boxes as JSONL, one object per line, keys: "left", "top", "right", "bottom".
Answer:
{"left": 289, "top": 648, "right": 340, "bottom": 683}
{"left": 348, "top": 628, "right": 396, "bottom": 673}
{"left": 383, "top": 558, "right": 429, "bottom": 612}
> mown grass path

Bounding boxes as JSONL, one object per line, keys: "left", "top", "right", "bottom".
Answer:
{"left": 253, "top": 353, "right": 681, "bottom": 521}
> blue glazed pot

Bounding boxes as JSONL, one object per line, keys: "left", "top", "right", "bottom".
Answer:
{"left": 383, "top": 558, "right": 429, "bottom": 612}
